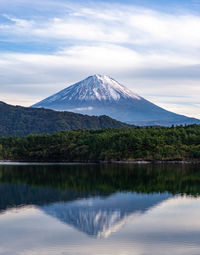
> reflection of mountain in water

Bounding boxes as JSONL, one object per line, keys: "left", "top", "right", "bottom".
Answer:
{"left": 41, "top": 192, "right": 171, "bottom": 238}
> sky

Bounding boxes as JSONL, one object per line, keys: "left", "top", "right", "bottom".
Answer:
{"left": 0, "top": 0, "right": 200, "bottom": 118}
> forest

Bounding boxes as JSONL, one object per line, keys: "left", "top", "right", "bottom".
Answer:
{"left": 0, "top": 124, "right": 200, "bottom": 161}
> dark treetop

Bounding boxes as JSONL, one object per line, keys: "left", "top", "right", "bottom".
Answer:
{"left": 0, "top": 124, "right": 200, "bottom": 161}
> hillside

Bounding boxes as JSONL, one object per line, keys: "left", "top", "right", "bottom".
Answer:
{"left": 0, "top": 101, "right": 132, "bottom": 137}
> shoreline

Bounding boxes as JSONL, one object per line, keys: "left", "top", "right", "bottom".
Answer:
{"left": 0, "top": 159, "right": 200, "bottom": 165}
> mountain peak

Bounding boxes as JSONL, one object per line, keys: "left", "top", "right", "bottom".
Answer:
{"left": 79, "top": 74, "right": 139, "bottom": 101}
{"left": 78, "top": 74, "right": 142, "bottom": 102}
{"left": 33, "top": 75, "right": 141, "bottom": 107}
{"left": 32, "top": 75, "right": 200, "bottom": 126}
{"left": 90, "top": 74, "right": 113, "bottom": 80}
{"left": 91, "top": 74, "right": 107, "bottom": 78}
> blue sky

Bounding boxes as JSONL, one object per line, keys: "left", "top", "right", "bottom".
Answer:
{"left": 1, "top": 0, "right": 200, "bottom": 118}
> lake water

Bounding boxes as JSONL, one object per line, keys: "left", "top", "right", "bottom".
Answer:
{"left": 0, "top": 163, "right": 200, "bottom": 255}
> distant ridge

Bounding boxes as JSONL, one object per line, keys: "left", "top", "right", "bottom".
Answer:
{"left": 0, "top": 101, "right": 133, "bottom": 137}
{"left": 32, "top": 74, "right": 200, "bottom": 126}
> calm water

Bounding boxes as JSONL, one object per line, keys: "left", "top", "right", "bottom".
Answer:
{"left": 0, "top": 163, "right": 200, "bottom": 255}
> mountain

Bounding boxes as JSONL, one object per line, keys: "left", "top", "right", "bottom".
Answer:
{"left": 0, "top": 101, "right": 132, "bottom": 137}
{"left": 41, "top": 192, "right": 171, "bottom": 238}
{"left": 32, "top": 74, "right": 200, "bottom": 126}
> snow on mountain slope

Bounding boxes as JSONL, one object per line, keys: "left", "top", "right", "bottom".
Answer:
{"left": 35, "top": 74, "right": 141, "bottom": 104}
{"left": 32, "top": 74, "right": 200, "bottom": 126}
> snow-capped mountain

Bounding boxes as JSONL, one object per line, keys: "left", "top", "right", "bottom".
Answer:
{"left": 32, "top": 74, "right": 200, "bottom": 126}
{"left": 41, "top": 192, "right": 171, "bottom": 238}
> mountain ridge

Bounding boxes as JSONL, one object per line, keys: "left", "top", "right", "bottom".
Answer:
{"left": 0, "top": 101, "right": 133, "bottom": 137}
{"left": 32, "top": 75, "right": 200, "bottom": 126}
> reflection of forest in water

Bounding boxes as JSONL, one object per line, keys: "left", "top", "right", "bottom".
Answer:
{"left": 0, "top": 163, "right": 200, "bottom": 240}
{"left": 0, "top": 163, "right": 200, "bottom": 212}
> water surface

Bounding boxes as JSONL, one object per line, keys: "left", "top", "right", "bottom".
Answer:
{"left": 0, "top": 163, "right": 200, "bottom": 255}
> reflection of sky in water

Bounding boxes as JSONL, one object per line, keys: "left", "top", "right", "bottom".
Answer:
{"left": 0, "top": 194, "right": 200, "bottom": 255}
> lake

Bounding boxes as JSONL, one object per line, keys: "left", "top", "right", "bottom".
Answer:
{"left": 0, "top": 163, "right": 200, "bottom": 255}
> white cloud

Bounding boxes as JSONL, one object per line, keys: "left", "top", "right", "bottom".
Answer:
{"left": 0, "top": 44, "right": 199, "bottom": 88}
{"left": 128, "top": 13, "right": 200, "bottom": 47}
{"left": 0, "top": 1, "right": 200, "bottom": 117}
{"left": 0, "top": 45, "right": 200, "bottom": 118}
{"left": 2, "top": 4, "right": 200, "bottom": 49}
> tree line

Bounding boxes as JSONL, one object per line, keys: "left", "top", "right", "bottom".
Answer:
{"left": 0, "top": 125, "right": 200, "bottom": 161}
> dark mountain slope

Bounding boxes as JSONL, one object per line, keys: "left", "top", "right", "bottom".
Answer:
{"left": 0, "top": 101, "right": 133, "bottom": 137}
